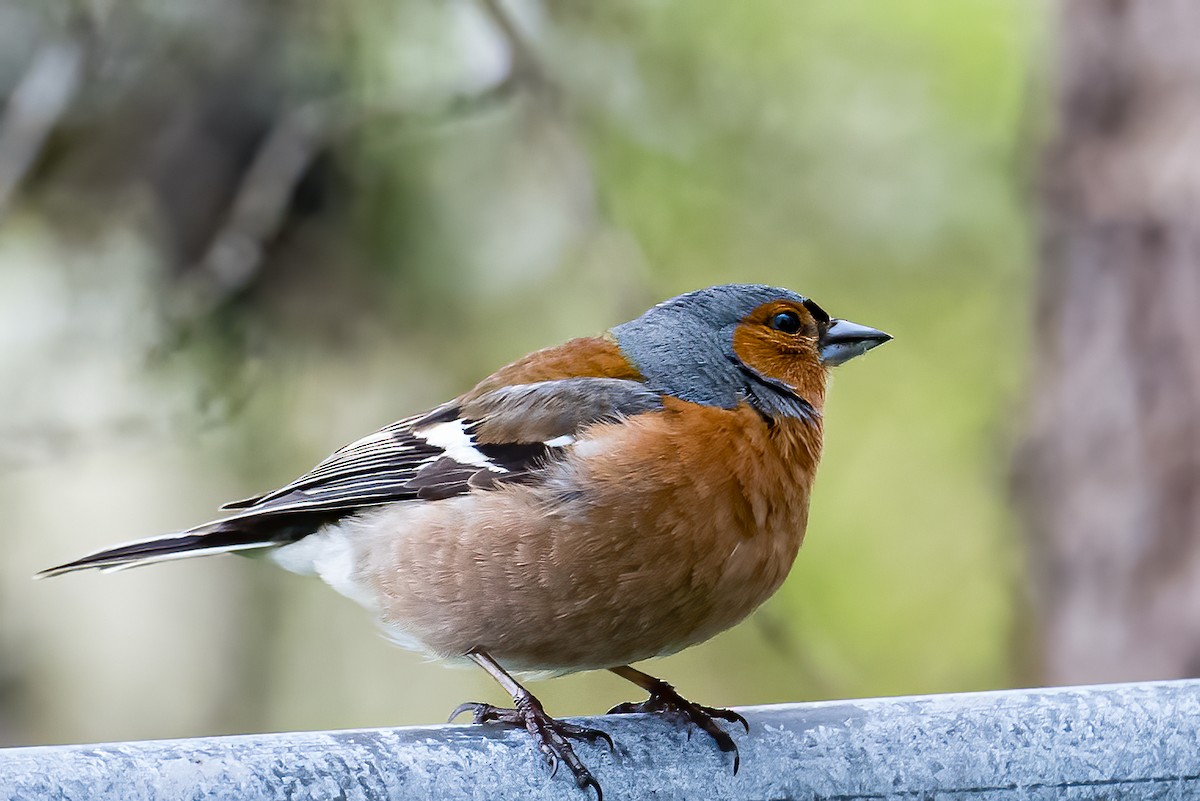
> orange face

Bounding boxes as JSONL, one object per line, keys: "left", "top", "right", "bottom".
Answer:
{"left": 731, "top": 299, "right": 830, "bottom": 411}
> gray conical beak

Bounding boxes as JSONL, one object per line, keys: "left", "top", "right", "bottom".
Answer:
{"left": 819, "top": 318, "right": 892, "bottom": 366}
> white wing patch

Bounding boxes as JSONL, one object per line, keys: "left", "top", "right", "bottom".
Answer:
{"left": 415, "top": 419, "right": 506, "bottom": 472}
{"left": 543, "top": 435, "right": 575, "bottom": 448}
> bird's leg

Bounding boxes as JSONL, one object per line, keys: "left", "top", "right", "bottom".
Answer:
{"left": 607, "top": 664, "right": 749, "bottom": 774}
{"left": 450, "top": 649, "right": 614, "bottom": 800}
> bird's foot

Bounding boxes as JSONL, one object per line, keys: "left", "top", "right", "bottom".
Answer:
{"left": 607, "top": 680, "right": 749, "bottom": 773}
{"left": 451, "top": 699, "right": 614, "bottom": 800}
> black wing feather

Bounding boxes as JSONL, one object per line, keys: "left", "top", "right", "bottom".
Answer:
{"left": 216, "top": 379, "right": 662, "bottom": 521}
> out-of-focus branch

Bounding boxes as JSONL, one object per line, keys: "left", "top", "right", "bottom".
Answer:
{"left": 168, "top": 0, "right": 555, "bottom": 325}
{"left": 477, "top": 0, "right": 553, "bottom": 98}
{"left": 0, "top": 40, "right": 85, "bottom": 218}
{"left": 167, "top": 29, "right": 552, "bottom": 327}
{"left": 172, "top": 104, "right": 328, "bottom": 323}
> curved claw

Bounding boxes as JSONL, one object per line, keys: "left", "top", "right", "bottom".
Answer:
{"left": 710, "top": 707, "right": 750, "bottom": 733}
{"left": 705, "top": 723, "right": 741, "bottom": 774}
{"left": 579, "top": 774, "right": 604, "bottom": 801}
{"left": 592, "top": 729, "right": 616, "bottom": 753}
{"left": 454, "top": 696, "right": 612, "bottom": 797}
{"left": 608, "top": 685, "right": 747, "bottom": 774}
{"left": 559, "top": 722, "right": 616, "bottom": 753}
{"left": 448, "top": 702, "right": 489, "bottom": 724}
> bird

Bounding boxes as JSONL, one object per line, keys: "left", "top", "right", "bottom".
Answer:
{"left": 39, "top": 284, "right": 890, "bottom": 798}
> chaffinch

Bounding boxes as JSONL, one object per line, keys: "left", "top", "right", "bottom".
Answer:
{"left": 40, "top": 284, "right": 889, "bottom": 798}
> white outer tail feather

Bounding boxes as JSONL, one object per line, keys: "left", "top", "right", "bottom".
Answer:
{"left": 35, "top": 532, "right": 278, "bottom": 579}
{"left": 96, "top": 542, "right": 276, "bottom": 573}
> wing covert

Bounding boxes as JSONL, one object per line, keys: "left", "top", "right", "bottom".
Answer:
{"left": 217, "top": 378, "right": 662, "bottom": 519}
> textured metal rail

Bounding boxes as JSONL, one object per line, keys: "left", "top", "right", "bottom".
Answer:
{"left": 2, "top": 680, "right": 1197, "bottom": 800}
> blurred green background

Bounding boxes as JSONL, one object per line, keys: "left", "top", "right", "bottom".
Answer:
{"left": 0, "top": 0, "right": 1039, "bottom": 746}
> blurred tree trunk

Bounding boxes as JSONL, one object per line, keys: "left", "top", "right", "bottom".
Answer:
{"left": 1018, "top": 0, "right": 1200, "bottom": 684}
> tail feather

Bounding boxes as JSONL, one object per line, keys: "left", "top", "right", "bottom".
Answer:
{"left": 35, "top": 525, "right": 278, "bottom": 579}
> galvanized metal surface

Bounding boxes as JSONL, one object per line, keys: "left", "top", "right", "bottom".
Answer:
{"left": 2, "top": 680, "right": 1198, "bottom": 800}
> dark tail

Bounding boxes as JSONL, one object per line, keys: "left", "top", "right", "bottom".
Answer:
{"left": 35, "top": 522, "right": 279, "bottom": 578}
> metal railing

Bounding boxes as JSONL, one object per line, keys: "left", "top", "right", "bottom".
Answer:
{"left": 2, "top": 679, "right": 1197, "bottom": 800}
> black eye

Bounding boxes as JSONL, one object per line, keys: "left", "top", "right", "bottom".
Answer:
{"left": 769, "top": 310, "right": 803, "bottom": 334}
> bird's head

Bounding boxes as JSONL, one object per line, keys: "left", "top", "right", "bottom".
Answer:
{"left": 611, "top": 284, "right": 890, "bottom": 421}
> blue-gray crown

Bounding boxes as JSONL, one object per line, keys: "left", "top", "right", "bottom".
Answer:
{"left": 611, "top": 284, "right": 815, "bottom": 420}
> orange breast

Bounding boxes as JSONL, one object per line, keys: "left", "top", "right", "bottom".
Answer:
{"left": 369, "top": 398, "right": 823, "bottom": 673}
